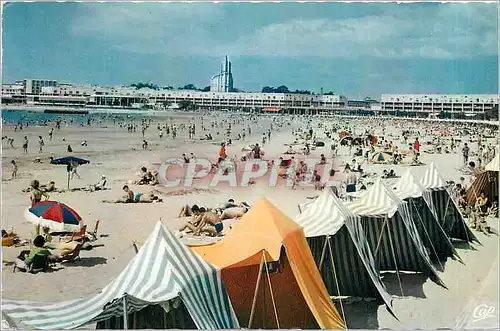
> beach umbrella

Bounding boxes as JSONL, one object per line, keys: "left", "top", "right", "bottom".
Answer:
{"left": 371, "top": 151, "right": 393, "bottom": 164}
{"left": 51, "top": 156, "right": 90, "bottom": 189}
{"left": 24, "top": 201, "right": 83, "bottom": 232}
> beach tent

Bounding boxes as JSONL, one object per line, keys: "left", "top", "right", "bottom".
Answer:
{"left": 345, "top": 178, "right": 446, "bottom": 295}
{"left": 421, "top": 163, "right": 479, "bottom": 244}
{"left": 393, "top": 169, "right": 461, "bottom": 264}
{"left": 2, "top": 222, "right": 239, "bottom": 330}
{"left": 466, "top": 154, "right": 499, "bottom": 206}
{"left": 294, "top": 189, "right": 395, "bottom": 318}
{"left": 191, "top": 199, "right": 346, "bottom": 330}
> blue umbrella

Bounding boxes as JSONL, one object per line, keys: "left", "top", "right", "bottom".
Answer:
{"left": 50, "top": 156, "right": 90, "bottom": 165}
{"left": 51, "top": 156, "right": 90, "bottom": 188}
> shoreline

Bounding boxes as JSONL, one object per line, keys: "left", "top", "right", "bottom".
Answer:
{"left": 2, "top": 105, "right": 499, "bottom": 126}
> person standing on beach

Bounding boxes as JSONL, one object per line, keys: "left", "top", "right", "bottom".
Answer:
{"left": 413, "top": 138, "right": 420, "bottom": 153}
{"left": 11, "top": 160, "right": 18, "bottom": 180}
{"left": 70, "top": 161, "right": 81, "bottom": 179}
{"left": 462, "top": 143, "right": 470, "bottom": 165}
{"left": 38, "top": 136, "right": 44, "bottom": 153}
{"left": 22, "top": 136, "right": 28, "bottom": 154}
{"left": 49, "top": 128, "right": 53, "bottom": 141}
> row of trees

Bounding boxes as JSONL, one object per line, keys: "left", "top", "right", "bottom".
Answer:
{"left": 130, "top": 82, "right": 242, "bottom": 93}
{"left": 261, "top": 85, "right": 334, "bottom": 95}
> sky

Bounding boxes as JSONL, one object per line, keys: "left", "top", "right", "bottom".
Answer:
{"left": 2, "top": 2, "right": 499, "bottom": 99}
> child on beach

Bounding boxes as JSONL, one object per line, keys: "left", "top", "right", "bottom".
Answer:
{"left": 38, "top": 136, "right": 44, "bottom": 153}
{"left": 23, "top": 136, "right": 28, "bottom": 154}
{"left": 11, "top": 160, "right": 18, "bottom": 180}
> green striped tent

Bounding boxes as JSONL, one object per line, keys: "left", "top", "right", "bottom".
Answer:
{"left": 393, "top": 169, "right": 462, "bottom": 264}
{"left": 345, "top": 179, "right": 447, "bottom": 293}
{"left": 421, "top": 162, "right": 479, "bottom": 245}
{"left": 295, "top": 189, "right": 396, "bottom": 318}
{"left": 2, "top": 222, "right": 240, "bottom": 330}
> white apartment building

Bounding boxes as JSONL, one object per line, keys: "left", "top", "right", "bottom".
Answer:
{"left": 32, "top": 83, "right": 348, "bottom": 112}
{"left": 381, "top": 94, "right": 499, "bottom": 114}
{"left": 2, "top": 83, "right": 24, "bottom": 97}
{"left": 23, "top": 79, "right": 57, "bottom": 95}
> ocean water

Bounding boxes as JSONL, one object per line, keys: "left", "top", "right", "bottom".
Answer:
{"left": 1, "top": 109, "right": 90, "bottom": 125}
{"left": 0, "top": 109, "right": 157, "bottom": 126}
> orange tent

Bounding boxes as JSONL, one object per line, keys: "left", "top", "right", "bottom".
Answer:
{"left": 191, "top": 199, "right": 346, "bottom": 329}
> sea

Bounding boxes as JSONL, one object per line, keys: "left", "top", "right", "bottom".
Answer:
{"left": 0, "top": 108, "right": 166, "bottom": 126}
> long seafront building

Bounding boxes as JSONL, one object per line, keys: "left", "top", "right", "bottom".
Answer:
{"left": 1, "top": 79, "right": 498, "bottom": 116}
{"left": 381, "top": 94, "right": 498, "bottom": 114}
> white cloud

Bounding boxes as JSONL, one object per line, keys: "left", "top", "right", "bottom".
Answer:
{"left": 71, "top": 3, "right": 498, "bottom": 59}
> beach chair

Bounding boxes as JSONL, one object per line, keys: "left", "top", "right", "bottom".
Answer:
{"left": 60, "top": 243, "right": 83, "bottom": 263}
{"left": 59, "top": 225, "right": 87, "bottom": 242}
{"left": 88, "top": 220, "right": 100, "bottom": 241}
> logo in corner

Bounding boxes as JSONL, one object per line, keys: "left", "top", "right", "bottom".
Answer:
{"left": 472, "top": 304, "right": 496, "bottom": 324}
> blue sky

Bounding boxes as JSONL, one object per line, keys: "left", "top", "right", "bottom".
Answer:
{"left": 2, "top": 2, "right": 498, "bottom": 99}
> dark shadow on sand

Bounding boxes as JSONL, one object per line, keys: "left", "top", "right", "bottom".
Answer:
{"left": 381, "top": 272, "right": 427, "bottom": 298}
{"left": 63, "top": 257, "right": 107, "bottom": 267}
{"left": 340, "top": 299, "right": 382, "bottom": 329}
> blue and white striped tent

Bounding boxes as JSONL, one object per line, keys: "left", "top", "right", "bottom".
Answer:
{"left": 421, "top": 162, "right": 479, "bottom": 244}
{"left": 393, "top": 169, "right": 461, "bottom": 264}
{"left": 2, "top": 222, "right": 240, "bottom": 330}
{"left": 295, "top": 189, "right": 395, "bottom": 317}
{"left": 345, "top": 178, "right": 446, "bottom": 291}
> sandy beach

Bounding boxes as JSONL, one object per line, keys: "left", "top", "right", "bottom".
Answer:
{"left": 1, "top": 111, "right": 498, "bottom": 329}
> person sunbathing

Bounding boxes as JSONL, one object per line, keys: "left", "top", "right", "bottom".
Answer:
{"left": 89, "top": 175, "right": 107, "bottom": 192}
{"left": 220, "top": 206, "right": 248, "bottom": 220}
{"left": 192, "top": 210, "right": 224, "bottom": 237}
{"left": 103, "top": 185, "right": 161, "bottom": 203}
{"left": 40, "top": 181, "right": 57, "bottom": 192}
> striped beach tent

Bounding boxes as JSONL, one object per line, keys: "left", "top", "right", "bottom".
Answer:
{"left": 295, "top": 189, "right": 396, "bottom": 317}
{"left": 345, "top": 178, "right": 446, "bottom": 293}
{"left": 2, "top": 222, "right": 240, "bottom": 330}
{"left": 466, "top": 154, "right": 499, "bottom": 206}
{"left": 393, "top": 169, "right": 461, "bottom": 264}
{"left": 421, "top": 162, "right": 479, "bottom": 244}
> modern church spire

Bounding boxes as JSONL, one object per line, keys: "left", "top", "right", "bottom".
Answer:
{"left": 210, "top": 56, "right": 234, "bottom": 92}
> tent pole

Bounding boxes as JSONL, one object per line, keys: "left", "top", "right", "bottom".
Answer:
{"left": 318, "top": 236, "right": 329, "bottom": 272}
{"left": 386, "top": 217, "right": 405, "bottom": 297}
{"left": 263, "top": 253, "right": 280, "bottom": 329}
{"left": 248, "top": 253, "right": 265, "bottom": 328}
{"left": 327, "top": 235, "right": 347, "bottom": 328}
{"left": 374, "top": 218, "right": 388, "bottom": 269}
{"left": 122, "top": 296, "right": 128, "bottom": 330}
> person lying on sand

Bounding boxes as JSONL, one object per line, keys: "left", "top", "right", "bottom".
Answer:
{"left": 220, "top": 206, "right": 248, "bottom": 220}
{"left": 102, "top": 185, "right": 163, "bottom": 203}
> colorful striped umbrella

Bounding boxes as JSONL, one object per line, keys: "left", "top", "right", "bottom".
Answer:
{"left": 371, "top": 151, "right": 393, "bottom": 164}
{"left": 24, "top": 201, "right": 83, "bottom": 232}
